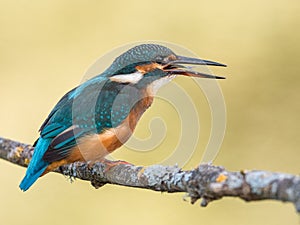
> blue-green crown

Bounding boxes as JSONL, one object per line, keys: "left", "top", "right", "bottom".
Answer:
{"left": 103, "top": 44, "right": 175, "bottom": 75}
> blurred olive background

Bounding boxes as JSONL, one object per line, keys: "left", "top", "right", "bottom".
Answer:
{"left": 0, "top": 0, "right": 300, "bottom": 225}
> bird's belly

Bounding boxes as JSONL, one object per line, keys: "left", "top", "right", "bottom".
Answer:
{"left": 71, "top": 123, "right": 133, "bottom": 163}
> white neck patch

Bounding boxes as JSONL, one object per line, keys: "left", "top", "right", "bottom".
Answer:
{"left": 110, "top": 71, "right": 143, "bottom": 84}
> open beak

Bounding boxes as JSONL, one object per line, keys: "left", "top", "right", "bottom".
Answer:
{"left": 164, "top": 55, "right": 226, "bottom": 79}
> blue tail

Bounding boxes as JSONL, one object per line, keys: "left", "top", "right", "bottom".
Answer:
{"left": 19, "top": 138, "right": 51, "bottom": 191}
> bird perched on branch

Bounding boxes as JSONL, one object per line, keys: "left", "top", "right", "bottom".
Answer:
{"left": 19, "top": 44, "right": 226, "bottom": 191}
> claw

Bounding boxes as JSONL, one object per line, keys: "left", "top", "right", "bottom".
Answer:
{"left": 100, "top": 159, "right": 131, "bottom": 172}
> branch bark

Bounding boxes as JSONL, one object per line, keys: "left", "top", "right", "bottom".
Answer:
{"left": 1, "top": 136, "right": 300, "bottom": 212}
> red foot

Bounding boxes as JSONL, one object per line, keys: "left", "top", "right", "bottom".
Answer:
{"left": 100, "top": 159, "right": 131, "bottom": 171}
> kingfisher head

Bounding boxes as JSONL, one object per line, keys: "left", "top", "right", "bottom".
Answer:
{"left": 104, "top": 44, "right": 226, "bottom": 93}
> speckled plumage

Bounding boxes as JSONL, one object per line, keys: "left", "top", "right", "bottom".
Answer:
{"left": 104, "top": 44, "right": 175, "bottom": 76}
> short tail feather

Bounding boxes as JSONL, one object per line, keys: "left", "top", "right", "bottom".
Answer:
{"left": 19, "top": 138, "right": 51, "bottom": 191}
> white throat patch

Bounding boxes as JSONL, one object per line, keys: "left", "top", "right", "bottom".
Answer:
{"left": 148, "top": 75, "right": 176, "bottom": 95}
{"left": 110, "top": 71, "right": 143, "bottom": 84}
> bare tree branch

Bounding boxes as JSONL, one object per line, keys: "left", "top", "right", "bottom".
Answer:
{"left": 1, "top": 136, "right": 300, "bottom": 212}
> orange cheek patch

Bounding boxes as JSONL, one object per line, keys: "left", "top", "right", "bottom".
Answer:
{"left": 135, "top": 63, "right": 163, "bottom": 74}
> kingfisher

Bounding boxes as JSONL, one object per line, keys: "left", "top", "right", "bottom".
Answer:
{"left": 19, "top": 44, "right": 226, "bottom": 191}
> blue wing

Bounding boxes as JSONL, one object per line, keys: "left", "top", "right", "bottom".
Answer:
{"left": 38, "top": 67, "right": 146, "bottom": 162}
{"left": 40, "top": 75, "right": 139, "bottom": 162}
{"left": 39, "top": 77, "right": 108, "bottom": 161}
